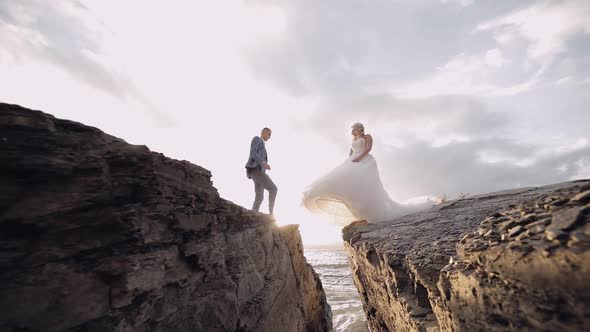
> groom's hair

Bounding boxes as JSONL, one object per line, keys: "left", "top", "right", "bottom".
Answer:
{"left": 262, "top": 127, "right": 271, "bottom": 132}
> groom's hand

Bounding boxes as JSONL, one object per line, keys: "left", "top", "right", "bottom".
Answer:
{"left": 261, "top": 162, "right": 271, "bottom": 170}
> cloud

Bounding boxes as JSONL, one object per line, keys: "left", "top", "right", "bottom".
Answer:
{"left": 397, "top": 0, "right": 590, "bottom": 99}
{"left": 0, "top": 1, "right": 174, "bottom": 124}
{"left": 244, "top": 0, "right": 590, "bottom": 201}
{"left": 476, "top": 0, "right": 590, "bottom": 62}
{"left": 377, "top": 138, "right": 590, "bottom": 199}
{"left": 246, "top": 0, "right": 590, "bottom": 101}
{"left": 296, "top": 87, "right": 590, "bottom": 199}
{"left": 0, "top": 1, "right": 129, "bottom": 97}
{"left": 440, "top": 0, "right": 474, "bottom": 7}
{"left": 485, "top": 48, "right": 507, "bottom": 68}
{"left": 246, "top": 0, "right": 494, "bottom": 97}
{"left": 299, "top": 94, "right": 508, "bottom": 144}
{"left": 306, "top": 94, "right": 589, "bottom": 199}
{"left": 390, "top": 49, "right": 546, "bottom": 98}
{"left": 572, "top": 158, "right": 590, "bottom": 180}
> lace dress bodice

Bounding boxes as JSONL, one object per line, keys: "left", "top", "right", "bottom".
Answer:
{"left": 350, "top": 137, "right": 375, "bottom": 161}
{"left": 351, "top": 137, "right": 365, "bottom": 157}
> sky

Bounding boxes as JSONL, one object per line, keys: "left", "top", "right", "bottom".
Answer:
{"left": 1, "top": 0, "right": 589, "bottom": 246}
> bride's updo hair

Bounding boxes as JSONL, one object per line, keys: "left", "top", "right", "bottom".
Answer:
{"left": 351, "top": 122, "right": 365, "bottom": 134}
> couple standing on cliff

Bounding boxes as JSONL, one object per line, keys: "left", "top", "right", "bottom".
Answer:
{"left": 245, "top": 124, "right": 406, "bottom": 226}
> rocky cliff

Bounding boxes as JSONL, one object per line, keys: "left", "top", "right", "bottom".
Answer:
{"left": 0, "top": 103, "right": 332, "bottom": 332}
{"left": 343, "top": 180, "right": 589, "bottom": 331}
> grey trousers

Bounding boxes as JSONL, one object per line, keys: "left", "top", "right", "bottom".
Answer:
{"left": 248, "top": 168, "right": 278, "bottom": 215}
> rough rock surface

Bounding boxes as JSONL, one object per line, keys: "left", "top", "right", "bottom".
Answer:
{"left": 342, "top": 180, "right": 589, "bottom": 332}
{"left": 0, "top": 103, "right": 332, "bottom": 332}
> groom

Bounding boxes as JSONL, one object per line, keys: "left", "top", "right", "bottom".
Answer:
{"left": 245, "top": 127, "right": 278, "bottom": 216}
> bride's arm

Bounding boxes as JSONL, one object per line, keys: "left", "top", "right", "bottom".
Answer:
{"left": 352, "top": 135, "right": 373, "bottom": 162}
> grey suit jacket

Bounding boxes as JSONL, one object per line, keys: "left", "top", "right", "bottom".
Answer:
{"left": 245, "top": 136, "right": 267, "bottom": 178}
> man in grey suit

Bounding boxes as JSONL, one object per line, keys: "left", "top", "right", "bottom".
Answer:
{"left": 245, "top": 127, "right": 278, "bottom": 215}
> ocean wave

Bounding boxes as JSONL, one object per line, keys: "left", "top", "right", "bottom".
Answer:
{"left": 306, "top": 248, "right": 369, "bottom": 332}
{"left": 309, "top": 263, "right": 351, "bottom": 269}
{"left": 333, "top": 313, "right": 368, "bottom": 332}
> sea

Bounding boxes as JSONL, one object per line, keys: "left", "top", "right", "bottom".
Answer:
{"left": 305, "top": 248, "right": 369, "bottom": 332}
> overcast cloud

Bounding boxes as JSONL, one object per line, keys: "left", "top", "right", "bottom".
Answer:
{"left": 246, "top": 0, "right": 590, "bottom": 198}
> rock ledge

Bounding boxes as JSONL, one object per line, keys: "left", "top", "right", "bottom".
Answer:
{"left": 0, "top": 103, "right": 332, "bottom": 332}
{"left": 343, "top": 180, "right": 589, "bottom": 331}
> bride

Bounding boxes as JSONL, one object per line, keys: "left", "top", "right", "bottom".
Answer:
{"left": 302, "top": 122, "right": 405, "bottom": 226}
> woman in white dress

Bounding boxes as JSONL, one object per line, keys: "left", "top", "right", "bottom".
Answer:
{"left": 302, "top": 122, "right": 404, "bottom": 226}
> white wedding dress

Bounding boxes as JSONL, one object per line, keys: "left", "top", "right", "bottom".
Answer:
{"left": 302, "top": 137, "right": 404, "bottom": 226}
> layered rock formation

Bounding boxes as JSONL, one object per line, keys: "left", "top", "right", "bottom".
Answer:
{"left": 343, "top": 180, "right": 589, "bottom": 331}
{"left": 0, "top": 103, "right": 331, "bottom": 332}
